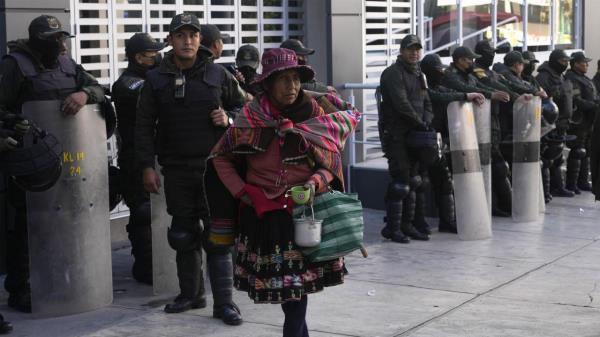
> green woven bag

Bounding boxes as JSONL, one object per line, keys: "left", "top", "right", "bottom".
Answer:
{"left": 293, "top": 190, "right": 365, "bottom": 262}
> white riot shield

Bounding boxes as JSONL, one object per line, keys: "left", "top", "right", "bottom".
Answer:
{"left": 447, "top": 102, "right": 492, "bottom": 240}
{"left": 151, "top": 163, "right": 179, "bottom": 295}
{"left": 512, "top": 96, "right": 542, "bottom": 222}
{"left": 473, "top": 99, "right": 492, "bottom": 222}
{"left": 23, "top": 101, "right": 112, "bottom": 317}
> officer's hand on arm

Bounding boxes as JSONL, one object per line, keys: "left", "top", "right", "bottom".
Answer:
{"left": 234, "top": 70, "right": 245, "bottom": 84}
{"left": 210, "top": 107, "right": 230, "bottom": 127}
{"left": 142, "top": 167, "right": 161, "bottom": 194}
{"left": 466, "top": 93, "right": 485, "bottom": 105}
{"left": 491, "top": 91, "right": 510, "bottom": 103}
{"left": 62, "top": 91, "right": 89, "bottom": 115}
{"left": 0, "top": 136, "right": 18, "bottom": 152}
{"left": 536, "top": 90, "right": 548, "bottom": 99}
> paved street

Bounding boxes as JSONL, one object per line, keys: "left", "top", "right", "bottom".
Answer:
{"left": 2, "top": 194, "right": 600, "bottom": 337}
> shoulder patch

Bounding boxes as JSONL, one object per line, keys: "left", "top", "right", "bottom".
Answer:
{"left": 473, "top": 68, "right": 487, "bottom": 79}
{"left": 126, "top": 79, "right": 144, "bottom": 90}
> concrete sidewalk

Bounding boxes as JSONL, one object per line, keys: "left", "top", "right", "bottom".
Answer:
{"left": 2, "top": 194, "right": 600, "bottom": 337}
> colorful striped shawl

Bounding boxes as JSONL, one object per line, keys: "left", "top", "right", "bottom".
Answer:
{"left": 210, "top": 91, "right": 361, "bottom": 189}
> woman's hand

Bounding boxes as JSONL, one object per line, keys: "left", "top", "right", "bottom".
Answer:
{"left": 304, "top": 180, "right": 316, "bottom": 204}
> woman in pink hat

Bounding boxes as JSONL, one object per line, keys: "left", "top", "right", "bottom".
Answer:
{"left": 206, "top": 48, "right": 360, "bottom": 337}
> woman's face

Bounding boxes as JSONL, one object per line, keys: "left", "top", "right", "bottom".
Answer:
{"left": 269, "top": 69, "right": 301, "bottom": 108}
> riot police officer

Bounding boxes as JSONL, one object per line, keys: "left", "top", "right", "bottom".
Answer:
{"left": 111, "top": 32, "right": 165, "bottom": 285}
{"left": 420, "top": 53, "right": 484, "bottom": 233}
{"left": 280, "top": 39, "right": 337, "bottom": 94}
{"left": 378, "top": 34, "right": 431, "bottom": 243}
{"left": 235, "top": 44, "right": 261, "bottom": 96}
{"left": 441, "top": 45, "right": 512, "bottom": 217}
{"left": 521, "top": 51, "right": 565, "bottom": 203}
{"left": 564, "top": 51, "right": 597, "bottom": 194}
{"left": 0, "top": 15, "right": 105, "bottom": 313}
{"left": 496, "top": 51, "right": 545, "bottom": 146}
{"left": 536, "top": 49, "right": 577, "bottom": 197}
{"left": 135, "top": 14, "right": 244, "bottom": 325}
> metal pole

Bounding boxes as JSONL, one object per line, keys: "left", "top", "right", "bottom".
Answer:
{"left": 457, "top": 0, "right": 463, "bottom": 46}
{"left": 418, "top": 0, "right": 425, "bottom": 43}
{"left": 491, "top": 0, "right": 497, "bottom": 48}
{"left": 523, "top": 0, "right": 528, "bottom": 50}
{"left": 550, "top": 0, "right": 556, "bottom": 49}
{"left": 347, "top": 89, "right": 356, "bottom": 193}
{"left": 574, "top": 0, "right": 582, "bottom": 49}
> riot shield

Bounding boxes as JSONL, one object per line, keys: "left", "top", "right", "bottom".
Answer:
{"left": 512, "top": 96, "right": 542, "bottom": 222}
{"left": 447, "top": 102, "right": 492, "bottom": 240}
{"left": 473, "top": 99, "right": 492, "bottom": 222}
{"left": 151, "top": 163, "right": 179, "bottom": 295}
{"left": 23, "top": 101, "right": 112, "bottom": 317}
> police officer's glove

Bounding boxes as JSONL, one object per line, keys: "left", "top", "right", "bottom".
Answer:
{"left": 14, "top": 118, "right": 30, "bottom": 136}
{"left": 0, "top": 136, "right": 18, "bottom": 152}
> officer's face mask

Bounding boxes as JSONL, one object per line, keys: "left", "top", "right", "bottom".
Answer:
{"left": 239, "top": 66, "right": 256, "bottom": 81}
{"left": 549, "top": 57, "right": 569, "bottom": 74}
{"left": 30, "top": 34, "right": 64, "bottom": 66}
{"left": 478, "top": 53, "right": 495, "bottom": 68}
{"left": 523, "top": 63, "right": 536, "bottom": 77}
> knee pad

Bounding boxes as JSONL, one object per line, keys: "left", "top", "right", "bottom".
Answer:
{"left": 167, "top": 217, "right": 199, "bottom": 251}
{"left": 385, "top": 181, "right": 410, "bottom": 202}
{"left": 129, "top": 201, "right": 151, "bottom": 228}
{"left": 416, "top": 175, "right": 430, "bottom": 192}
{"left": 542, "top": 143, "right": 564, "bottom": 161}
{"left": 409, "top": 175, "right": 423, "bottom": 190}
{"left": 492, "top": 160, "right": 510, "bottom": 179}
{"left": 569, "top": 147, "right": 586, "bottom": 159}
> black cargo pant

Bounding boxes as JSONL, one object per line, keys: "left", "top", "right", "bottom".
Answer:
{"left": 4, "top": 178, "right": 29, "bottom": 297}
{"left": 162, "top": 165, "right": 233, "bottom": 305}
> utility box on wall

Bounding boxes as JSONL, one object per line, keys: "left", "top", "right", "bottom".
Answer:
{"left": 0, "top": 0, "right": 71, "bottom": 54}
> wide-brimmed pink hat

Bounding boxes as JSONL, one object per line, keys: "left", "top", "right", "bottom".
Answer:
{"left": 251, "top": 48, "right": 315, "bottom": 85}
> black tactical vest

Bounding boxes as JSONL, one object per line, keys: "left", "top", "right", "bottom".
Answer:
{"left": 146, "top": 62, "right": 226, "bottom": 159}
{"left": 8, "top": 52, "right": 78, "bottom": 101}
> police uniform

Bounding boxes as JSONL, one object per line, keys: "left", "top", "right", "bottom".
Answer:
{"left": 441, "top": 45, "right": 513, "bottom": 217}
{"left": 135, "top": 14, "right": 244, "bottom": 324}
{"left": 564, "top": 52, "right": 597, "bottom": 193}
{"left": 378, "top": 35, "right": 431, "bottom": 243}
{"left": 0, "top": 15, "right": 104, "bottom": 313}
{"left": 111, "top": 32, "right": 164, "bottom": 285}
{"left": 536, "top": 49, "right": 578, "bottom": 197}
{"left": 420, "top": 54, "right": 465, "bottom": 233}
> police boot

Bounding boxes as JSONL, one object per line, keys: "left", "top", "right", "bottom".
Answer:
{"left": 412, "top": 190, "right": 431, "bottom": 235}
{"left": 0, "top": 314, "right": 13, "bottom": 334}
{"left": 438, "top": 194, "right": 457, "bottom": 233}
{"left": 401, "top": 191, "right": 429, "bottom": 241}
{"left": 541, "top": 166, "right": 552, "bottom": 203}
{"left": 381, "top": 200, "right": 410, "bottom": 243}
{"left": 578, "top": 157, "right": 593, "bottom": 192}
{"left": 7, "top": 290, "right": 31, "bottom": 313}
{"left": 164, "top": 217, "right": 206, "bottom": 313}
{"left": 550, "top": 158, "right": 575, "bottom": 197}
{"left": 566, "top": 155, "right": 582, "bottom": 194}
{"left": 127, "top": 225, "right": 153, "bottom": 285}
{"left": 208, "top": 252, "right": 243, "bottom": 326}
{"left": 164, "top": 249, "right": 206, "bottom": 313}
{"left": 491, "top": 177, "right": 512, "bottom": 217}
